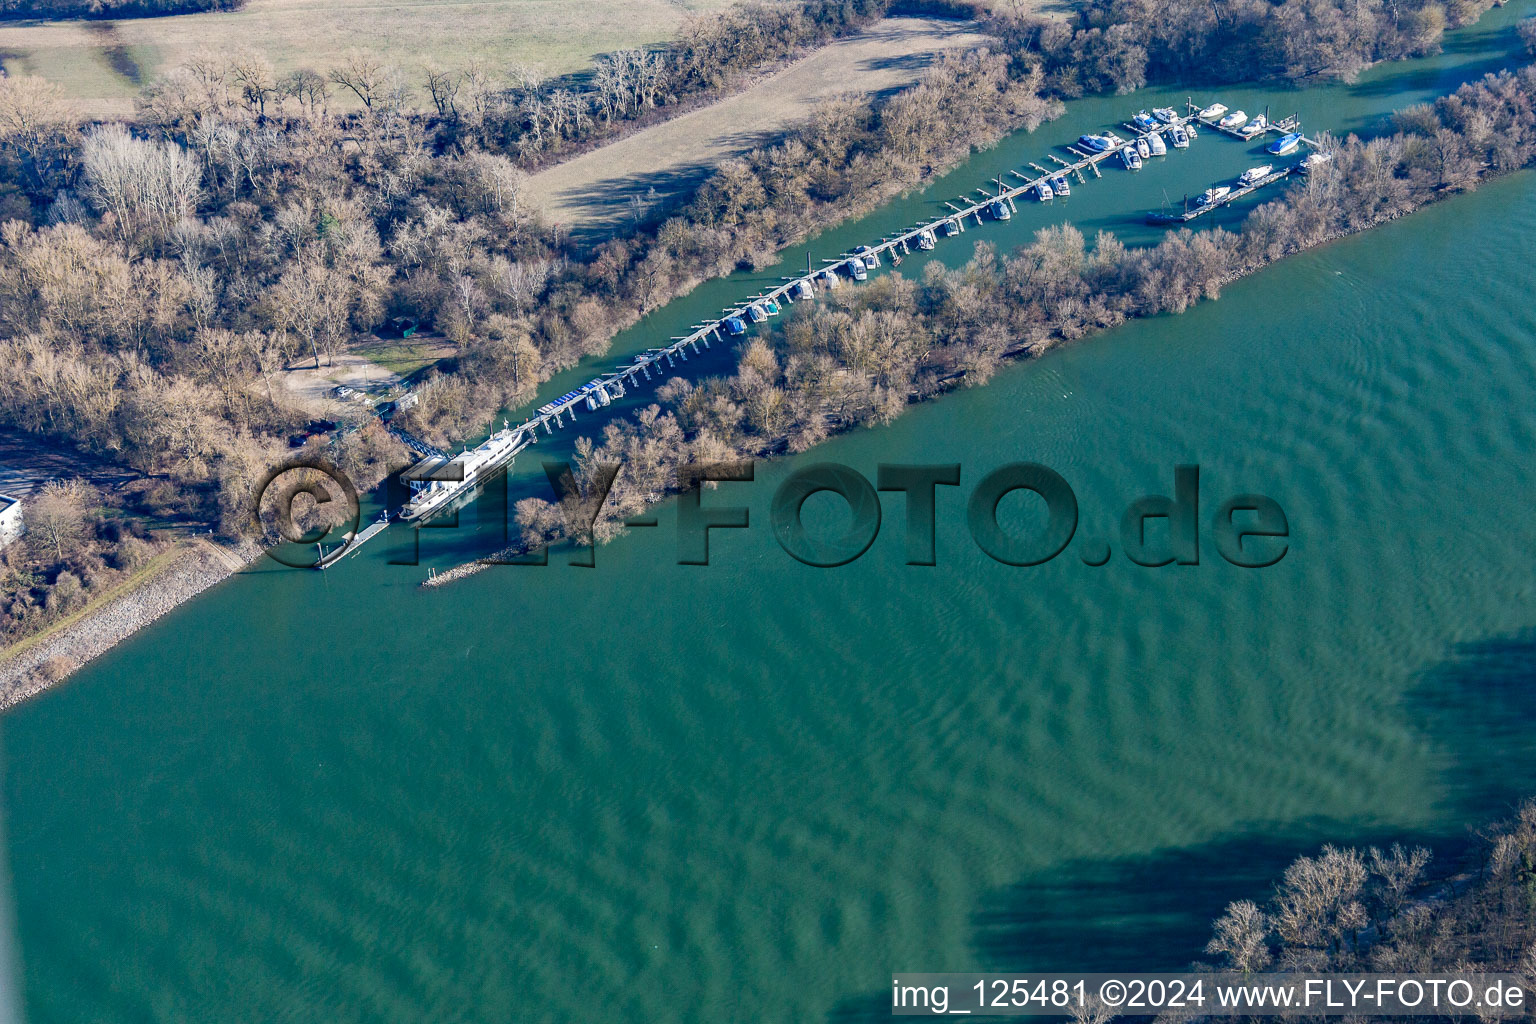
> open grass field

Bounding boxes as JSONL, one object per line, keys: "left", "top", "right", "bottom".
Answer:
{"left": 525, "top": 15, "right": 995, "bottom": 232}
{"left": 0, "top": 0, "right": 736, "bottom": 117}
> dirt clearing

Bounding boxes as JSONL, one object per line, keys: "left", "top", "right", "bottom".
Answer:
{"left": 525, "top": 16, "right": 995, "bottom": 233}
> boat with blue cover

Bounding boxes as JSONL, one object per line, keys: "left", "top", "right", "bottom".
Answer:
{"left": 1268, "top": 131, "right": 1304, "bottom": 155}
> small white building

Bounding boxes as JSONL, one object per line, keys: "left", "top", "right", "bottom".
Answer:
{"left": 0, "top": 493, "right": 22, "bottom": 548}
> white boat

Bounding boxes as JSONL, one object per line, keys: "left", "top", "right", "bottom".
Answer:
{"left": 942, "top": 217, "right": 962, "bottom": 237}
{"left": 1078, "top": 134, "right": 1115, "bottom": 153}
{"left": 1121, "top": 146, "right": 1142, "bottom": 170}
{"left": 400, "top": 425, "right": 531, "bottom": 522}
{"left": 1195, "top": 185, "right": 1231, "bottom": 206}
{"left": 818, "top": 269, "right": 840, "bottom": 289}
{"left": 1135, "top": 137, "right": 1150, "bottom": 158}
{"left": 916, "top": 228, "right": 936, "bottom": 250}
{"left": 989, "top": 199, "right": 1011, "bottom": 221}
{"left": 1170, "top": 125, "right": 1190, "bottom": 149}
{"left": 1148, "top": 132, "right": 1167, "bottom": 156}
{"left": 1300, "top": 151, "right": 1333, "bottom": 172}
{"left": 1239, "top": 115, "right": 1268, "bottom": 137}
{"left": 846, "top": 258, "right": 867, "bottom": 281}
{"left": 1199, "top": 103, "right": 1228, "bottom": 120}
{"left": 793, "top": 280, "right": 814, "bottom": 300}
{"left": 1052, "top": 176, "right": 1070, "bottom": 196}
{"left": 1185, "top": 121, "right": 1198, "bottom": 138}
{"left": 1033, "top": 181, "right": 1053, "bottom": 201}
{"left": 1219, "top": 110, "right": 1248, "bottom": 129}
{"left": 1152, "top": 107, "right": 1178, "bottom": 123}
{"left": 746, "top": 303, "right": 767, "bottom": 323}
{"left": 854, "top": 244, "right": 880, "bottom": 269}
{"left": 1132, "top": 110, "right": 1157, "bottom": 131}
{"left": 1268, "top": 131, "right": 1303, "bottom": 155}
{"left": 1239, "top": 164, "right": 1274, "bottom": 186}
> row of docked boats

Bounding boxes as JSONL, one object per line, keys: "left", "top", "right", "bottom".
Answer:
{"left": 1078, "top": 109, "right": 1192, "bottom": 174}
{"left": 1031, "top": 176, "right": 1072, "bottom": 201}
{"left": 1197, "top": 103, "right": 1305, "bottom": 155}
{"left": 602, "top": 104, "right": 1310, "bottom": 420}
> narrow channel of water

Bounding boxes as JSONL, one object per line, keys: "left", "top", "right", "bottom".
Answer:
{"left": 4, "top": 7, "right": 1536, "bottom": 1022}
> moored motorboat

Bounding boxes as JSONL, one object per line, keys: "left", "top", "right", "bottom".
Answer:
{"left": 1148, "top": 132, "right": 1167, "bottom": 156}
{"left": 1034, "top": 181, "right": 1054, "bottom": 201}
{"left": 818, "top": 268, "right": 841, "bottom": 289}
{"left": 1135, "top": 137, "right": 1151, "bottom": 158}
{"left": 846, "top": 257, "right": 867, "bottom": 281}
{"left": 1153, "top": 107, "right": 1178, "bottom": 123}
{"left": 942, "top": 217, "right": 962, "bottom": 237}
{"left": 1239, "top": 164, "right": 1274, "bottom": 185}
{"left": 725, "top": 316, "right": 747, "bottom": 335}
{"left": 854, "top": 244, "right": 880, "bottom": 269}
{"left": 1170, "top": 125, "right": 1190, "bottom": 148}
{"left": 1199, "top": 102, "right": 1228, "bottom": 120}
{"left": 793, "top": 280, "right": 814, "bottom": 300}
{"left": 762, "top": 298, "right": 780, "bottom": 315}
{"left": 1121, "top": 146, "right": 1142, "bottom": 170}
{"left": 1299, "top": 151, "right": 1333, "bottom": 172}
{"left": 746, "top": 303, "right": 767, "bottom": 323}
{"left": 1133, "top": 110, "right": 1157, "bottom": 131}
{"left": 1078, "top": 134, "right": 1115, "bottom": 153}
{"left": 1196, "top": 185, "right": 1231, "bottom": 206}
{"left": 1219, "top": 110, "right": 1248, "bottom": 129}
{"left": 1239, "top": 114, "right": 1268, "bottom": 137}
{"left": 1052, "top": 176, "right": 1070, "bottom": 196}
{"left": 916, "top": 228, "right": 936, "bottom": 250}
{"left": 989, "top": 199, "right": 1011, "bottom": 221}
{"left": 1268, "top": 131, "right": 1303, "bottom": 155}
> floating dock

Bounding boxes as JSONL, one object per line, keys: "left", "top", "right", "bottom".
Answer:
{"left": 1146, "top": 167, "right": 1295, "bottom": 223}
{"left": 312, "top": 511, "right": 393, "bottom": 568}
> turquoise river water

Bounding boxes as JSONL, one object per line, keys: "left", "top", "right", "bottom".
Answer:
{"left": 4, "top": 6, "right": 1536, "bottom": 1021}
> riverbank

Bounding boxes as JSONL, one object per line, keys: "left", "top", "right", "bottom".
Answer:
{"left": 0, "top": 536, "right": 259, "bottom": 711}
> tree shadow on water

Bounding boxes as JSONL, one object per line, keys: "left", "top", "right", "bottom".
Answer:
{"left": 1404, "top": 627, "right": 1536, "bottom": 825}
{"left": 823, "top": 628, "right": 1536, "bottom": 1023}
{"left": 823, "top": 824, "right": 1454, "bottom": 1023}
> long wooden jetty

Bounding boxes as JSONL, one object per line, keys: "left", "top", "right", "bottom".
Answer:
{"left": 393, "top": 100, "right": 1311, "bottom": 530}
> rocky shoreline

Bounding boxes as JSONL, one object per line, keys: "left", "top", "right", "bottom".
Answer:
{"left": 0, "top": 538, "right": 260, "bottom": 712}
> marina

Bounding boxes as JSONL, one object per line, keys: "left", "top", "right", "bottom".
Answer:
{"left": 391, "top": 98, "right": 1324, "bottom": 530}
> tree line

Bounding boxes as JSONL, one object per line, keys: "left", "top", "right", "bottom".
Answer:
{"left": 1196, "top": 800, "right": 1536, "bottom": 1008}
{"left": 0, "top": 0, "right": 242, "bottom": 22}
{"left": 986, "top": 0, "right": 1506, "bottom": 96}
